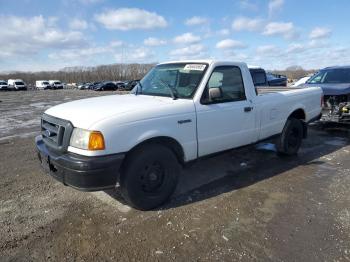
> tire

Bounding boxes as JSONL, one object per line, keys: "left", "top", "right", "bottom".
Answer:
{"left": 276, "top": 118, "right": 304, "bottom": 156}
{"left": 120, "top": 144, "right": 180, "bottom": 210}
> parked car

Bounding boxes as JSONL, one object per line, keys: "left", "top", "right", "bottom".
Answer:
{"left": 300, "top": 65, "right": 350, "bottom": 124}
{"left": 93, "top": 81, "right": 117, "bottom": 91}
{"left": 36, "top": 60, "right": 322, "bottom": 210}
{"left": 7, "top": 79, "right": 27, "bottom": 90}
{"left": 77, "top": 83, "right": 86, "bottom": 89}
{"left": 0, "top": 80, "right": 8, "bottom": 90}
{"left": 123, "top": 80, "right": 140, "bottom": 91}
{"left": 88, "top": 82, "right": 101, "bottom": 90}
{"left": 36, "top": 80, "right": 52, "bottom": 90}
{"left": 266, "top": 73, "right": 288, "bottom": 86}
{"left": 115, "top": 81, "right": 126, "bottom": 89}
{"left": 49, "top": 80, "right": 63, "bottom": 89}
{"left": 249, "top": 67, "right": 287, "bottom": 87}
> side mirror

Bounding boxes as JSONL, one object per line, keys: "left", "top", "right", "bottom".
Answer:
{"left": 209, "top": 87, "right": 222, "bottom": 101}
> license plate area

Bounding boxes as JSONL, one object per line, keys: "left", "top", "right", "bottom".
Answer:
{"left": 38, "top": 153, "right": 57, "bottom": 173}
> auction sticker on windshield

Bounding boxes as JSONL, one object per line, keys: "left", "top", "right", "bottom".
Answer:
{"left": 184, "top": 64, "right": 206, "bottom": 71}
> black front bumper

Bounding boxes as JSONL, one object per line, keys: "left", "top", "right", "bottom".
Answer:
{"left": 35, "top": 135, "right": 125, "bottom": 191}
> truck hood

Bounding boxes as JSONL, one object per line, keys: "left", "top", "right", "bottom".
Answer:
{"left": 300, "top": 83, "right": 350, "bottom": 96}
{"left": 45, "top": 94, "right": 194, "bottom": 129}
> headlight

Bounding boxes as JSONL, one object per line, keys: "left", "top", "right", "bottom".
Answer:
{"left": 70, "top": 128, "right": 105, "bottom": 151}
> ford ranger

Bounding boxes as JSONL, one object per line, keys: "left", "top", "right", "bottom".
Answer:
{"left": 36, "top": 60, "right": 323, "bottom": 210}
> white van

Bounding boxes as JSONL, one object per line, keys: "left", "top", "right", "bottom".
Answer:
{"left": 49, "top": 80, "right": 63, "bottom": 89}
{"left": 36, "top": 80, "right": 51, "bottom": 90}
{"left": 0, "top": 80, "right": 8, "bottom": 90}
{"left": 7, "top": 79, "right": 27, "bottom": 90}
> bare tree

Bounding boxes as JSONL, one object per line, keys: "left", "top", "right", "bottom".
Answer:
{"left": 0, "top": 63, "right": 155, "bottom": 87}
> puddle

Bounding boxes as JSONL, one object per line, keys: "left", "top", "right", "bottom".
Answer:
{"left": 324, "top": 137, "right": 348, "bottom": 146}
{"left": 255, "top": 143, "right": 276, "bottom": 152}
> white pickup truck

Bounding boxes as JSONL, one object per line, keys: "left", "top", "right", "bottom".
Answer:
{"left": 36, "top": 60, "right": 323, "bottom": 210}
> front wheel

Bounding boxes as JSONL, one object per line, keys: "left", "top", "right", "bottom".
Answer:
{"left": 276, "top": 118, "right": 304, "bottom": 156}
{"left": 120, "top": 144, "right": 180, "bottom": 210}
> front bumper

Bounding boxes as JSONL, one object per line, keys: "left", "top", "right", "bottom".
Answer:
{"left": 35, "top": 135, "right": 125, "bottom": 191}
{"left": 15, "top": 86, "right": 27, "bottom": 90}
{"left": 320, "top": 109, "right": 350, "bottom": 124}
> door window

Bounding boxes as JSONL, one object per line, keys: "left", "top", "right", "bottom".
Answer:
{"left": 202, "top": 66, "right": 246, "bottom": 104}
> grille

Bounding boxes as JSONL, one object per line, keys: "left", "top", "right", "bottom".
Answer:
{"left": 41, "top": 114, "right": 73, "bottom": 152}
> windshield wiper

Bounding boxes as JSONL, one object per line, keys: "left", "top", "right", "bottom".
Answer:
{"left": 158, "top": 79, "right": 178, "bottom": 100}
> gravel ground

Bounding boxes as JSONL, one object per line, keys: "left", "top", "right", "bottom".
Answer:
{"left": 0, "top": 90, "right": 349, "bottom": 261}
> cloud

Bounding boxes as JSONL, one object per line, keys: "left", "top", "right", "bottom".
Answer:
{"left": 49, "top": 46, "right": 110, "bottom": 60}
{"left": 109, "top": 40, "right": 124, "bottom": 47}
{"left": 262, "top": 22, "right": 298, "bottom": 39}
{"left": 238, "top": 0, "right": 258, "bottom": 11}
{"left": 218, "top": 29, "right": 230, "bottom": 36}
{"left": 49, "top": 41, "right": 157, "bottom": 64}
{"left": 286, "top": 43, "right": 305, "bottom": 54}
{"left": 48, "top": 41, "right": 124, "bottom": 61}
{"left": 256, "top": 45, "right": 279, "bottom": 55}
{"left": 0, "top": 15, "right": 87, "bottom": 59}
{"left": 216, "top": 39, "right": 247, "bottom": 49}
{"left": 169, "top": 44, "right": 206, "bottom": 59}
{"left": 232, "top": 17, "right": 264, "bottom": 31}
{"left": 47, "top": 17, "right": 59, "bottom": 27}
{"left": 94, "top": 8, "right": 167, "bottom": 31}
{"left": 309, "top": 27, "right": 332, "bottom": 39}
{"left": 69, "top": 18, "right": 88, "bottom": 30}
{"left": 173, "top": 32, "right": 201, "bottom": 44}
{"left": 308, "top": 39, "right": 329, "bottom": 49}
{"left": 221, "top": 51, "right": 248, "bottom": 61}
{"left": 185, "top": 16, "right": 208, "bottom": 26}
{"left": 268, "top": 0, "right": 284, "bottom": 16}
{"left": 127, "top": 47, "right": 155, "bottom": 62}
{"left": 144, "top": 37, "right": 167, "bottom": 46}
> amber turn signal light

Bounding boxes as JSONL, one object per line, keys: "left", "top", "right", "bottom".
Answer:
{"left": 88, "top": 131, "right": 105, "bottom": 150}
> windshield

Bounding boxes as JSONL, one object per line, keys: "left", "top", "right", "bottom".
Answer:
{"left": 54, "top": 82, "right": 61, "bottom": 85}
{"left": 134, "top": 63, "right": 207, "bottom": 98}
{"left": 307, "top": 68, "right": 350, "bottom": 84}
{"left": 0, "top": 81, "right": 6, "bottom": 85}
{"left": 43, "top": 82, "right": 49, "bottom": 85}
{"left": 15, "top": 82, "right": 24, "bottom": 85}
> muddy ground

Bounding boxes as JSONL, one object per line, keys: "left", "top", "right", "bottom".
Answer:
{"left": 0, "top": 90, "right": 349, "bottom": 261}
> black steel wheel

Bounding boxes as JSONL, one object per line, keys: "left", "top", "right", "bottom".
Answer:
{"left": 276, "top": 118, "right": 304, "bottom": 156}
{"left": 120, "top": 144, "right": 180, "bottom": 210}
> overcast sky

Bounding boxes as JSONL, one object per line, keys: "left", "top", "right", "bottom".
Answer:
{"left": 0, "top": 0, "right": 349, "bottom": 72}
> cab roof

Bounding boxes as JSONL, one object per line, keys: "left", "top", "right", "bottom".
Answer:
{"left": 323, "top": 65, "right": 350, "bottom": 70}
{"left": 158, "top": 60, "right": 247, "bottom": 67}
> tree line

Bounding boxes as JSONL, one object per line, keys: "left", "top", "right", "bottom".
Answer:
{"left": 0, "top": 63, "right": 155, "bottom": 85}
{"left": 271, "top": 66, "right": 317, "bottom": 81}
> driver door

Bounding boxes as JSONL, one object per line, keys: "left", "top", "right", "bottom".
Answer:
{"left": 195, "top": 65, "right": 256, "bottom": 157}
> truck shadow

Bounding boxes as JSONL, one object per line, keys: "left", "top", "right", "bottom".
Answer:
{"left": 105, "top": 127, "right": 349, "bottom": 210}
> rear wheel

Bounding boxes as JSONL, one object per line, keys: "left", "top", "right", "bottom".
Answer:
{"left": 120, "top": 144, "right": 180, "bottom": 210}
{"left": 276, "top": 118, "right": 304, "bottom": 156}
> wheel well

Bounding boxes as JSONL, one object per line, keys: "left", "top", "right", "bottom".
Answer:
{"left": 288, "top": 108, "right": 307, "bottom": 138}
{"left": 126, "top": 136, "right": 185, "bottom": 164}
{"left": 288, "top": 109, "right": 306, "bottom": 120}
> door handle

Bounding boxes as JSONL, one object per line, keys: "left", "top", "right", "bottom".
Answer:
{"left": 244, "top": 106, "right": 253, "bottom": 112}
